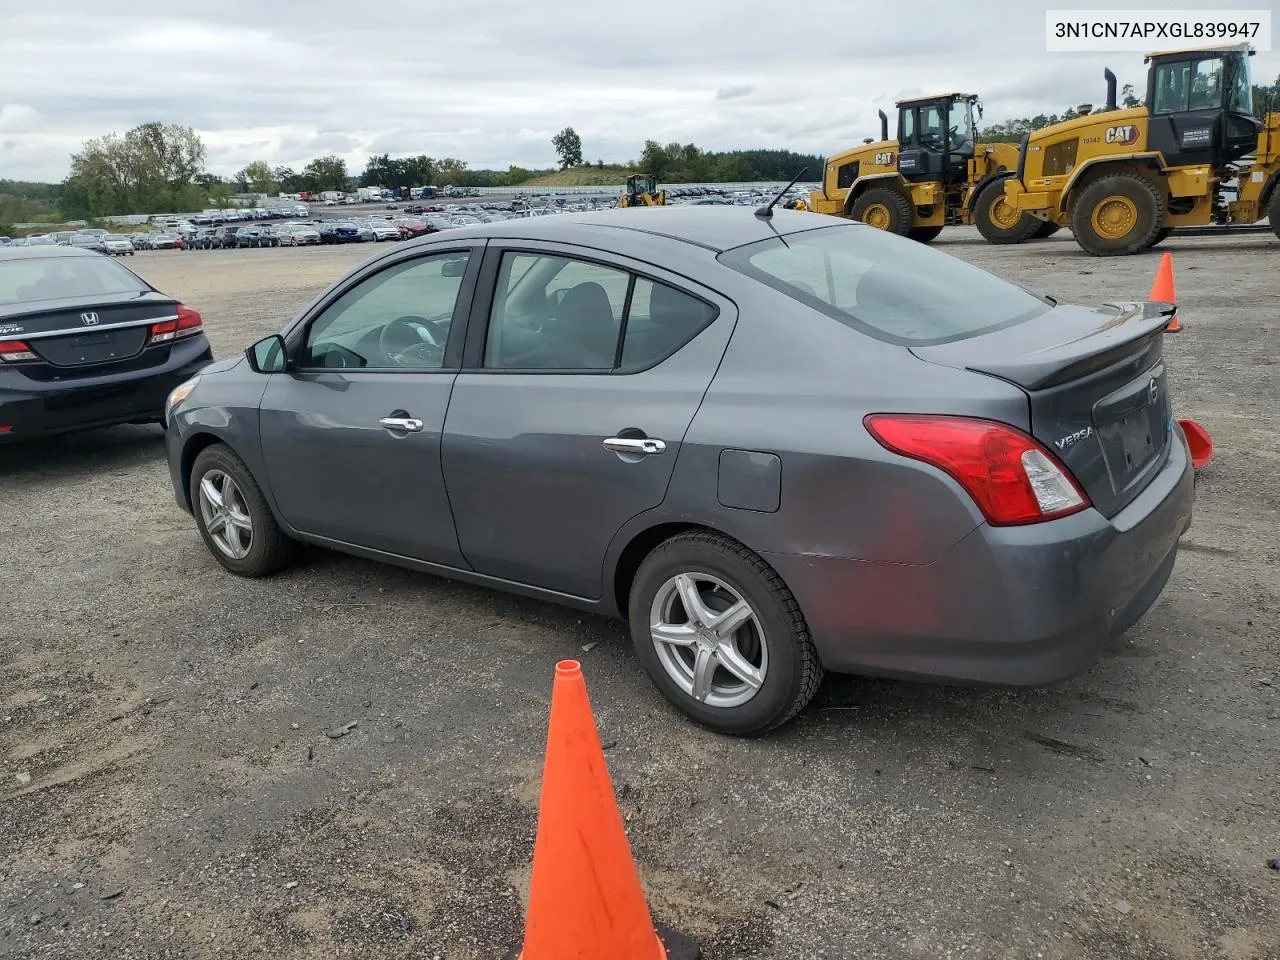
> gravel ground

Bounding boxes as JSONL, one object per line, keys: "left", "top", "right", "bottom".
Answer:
{"left": 2, "top": 228, "right": 1278, "bottom": 960}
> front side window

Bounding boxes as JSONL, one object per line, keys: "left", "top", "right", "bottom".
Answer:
{"left": 899, "top": 107, "right": 915, "bottom": 145}
{"left": 720, "top": 224, "right": 1048, "bottom": 345}
{"left": 920, "top": 105, "right": 945, "bottom": 147}
{"left": 303, "top": 252, "right": 470, "bottom": 370}
{"left": 1154, "top": 57, "right": 1225, "bottom": 114}
{"left": 1188, "top": 58, "right": 1224, "bottom": 111}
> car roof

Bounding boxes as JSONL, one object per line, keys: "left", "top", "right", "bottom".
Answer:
{"left": 438, "top": 206, "right": 847, "bottom": 253}
{"left": 0, "top": 245, "right": 104, "bottom": 262}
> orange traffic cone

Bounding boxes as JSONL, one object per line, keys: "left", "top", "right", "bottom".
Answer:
{"left": 1178, "top": 418, "right": 1214, "bottom": 471}
{"left": 513, "top": 660, "right": 699, "bottom": 960}
{"left": 1150, "top": 251, "right": 1181, "bottom": 332}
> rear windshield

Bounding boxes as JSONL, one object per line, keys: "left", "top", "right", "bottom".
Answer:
{"left": 0, "top": 256, "right": 148, "bottom": 305}
{"left": 719, "top": 224, "right": 1049, "bottom": 345}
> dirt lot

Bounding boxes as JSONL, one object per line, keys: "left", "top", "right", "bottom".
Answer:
{"left": 3, "top": 230, "right": 1279, "bottom": 960}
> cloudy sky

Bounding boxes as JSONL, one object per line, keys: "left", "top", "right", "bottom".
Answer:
{"left": 2, "top": 0, "right": 1276, "bottom": 182}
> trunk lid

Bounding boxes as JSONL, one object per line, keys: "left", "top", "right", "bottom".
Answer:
{"left": 2, "top": 292, "right": 180, "bottom": 378}
{"left": 911, "top": 300, "right": 1175, "bottom": 518}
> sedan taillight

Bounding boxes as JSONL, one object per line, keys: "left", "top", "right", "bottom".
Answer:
{"left": 864, "top": 414, "right": 1089, "bottom": 526}
{"left": 0, "top": 340, "right": 37, "bottom": 362}
{"left": 149, "top": 305, "right": 204, "bottom": 345}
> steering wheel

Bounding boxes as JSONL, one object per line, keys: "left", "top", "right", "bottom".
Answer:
{"left": 377, "top": 314, "right": 449, "bottom": 367}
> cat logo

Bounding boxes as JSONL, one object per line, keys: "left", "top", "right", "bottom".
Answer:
{"left": 874, "top": 152, "right": 895, "bottom": 166}
{"left": 1104, "top": 125, "right": 1139, "bottom": 146}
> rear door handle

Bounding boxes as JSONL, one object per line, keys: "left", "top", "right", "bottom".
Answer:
{"left": 379, "top": 416, "right": 424, "bottom": 433}
{"left": 603, "top": 436, "right": 666, "bottom": 455}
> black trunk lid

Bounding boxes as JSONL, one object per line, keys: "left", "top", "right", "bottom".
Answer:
{"left": 5, "top": 292, "right": 179, "bottom": 378}
{"left": 912, "top": 300, "right": 1175, "bottom": 517}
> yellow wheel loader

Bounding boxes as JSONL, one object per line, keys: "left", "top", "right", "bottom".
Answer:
{"left": 803, "top": 94, "right": 1052, "bottom": 242}
{"left": 618, "top": 174, "right": 666, "bottom": 208}
{"left": 1001, "top": 43, "right": 1280, "bottom": 255}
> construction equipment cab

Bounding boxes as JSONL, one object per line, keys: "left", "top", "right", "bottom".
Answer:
{"left": 805, "top": 94, "right": 1045, "bottom": 243}
{"left": 1002, "top": 43, "right": 1279, "bottom": 255}
{"left": 619, "top": 174, "right": 665, "bottom": 208}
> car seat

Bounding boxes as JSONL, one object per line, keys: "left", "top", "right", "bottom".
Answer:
{"left": 556, "top": 281, "right": 619, "bottom": 368}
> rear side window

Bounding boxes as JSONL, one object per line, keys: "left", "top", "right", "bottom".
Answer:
{"left": 0, "top": 257, "right": 148, "bottom": 305}
{"left": 719, "top": 224, "right": 1048, "bottom": 345}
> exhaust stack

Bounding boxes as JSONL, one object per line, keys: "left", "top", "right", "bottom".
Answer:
{"left": 1104, "top": 68, "right": 1117, "bottom": 110}
{"left": 878, "top": 109, "right": 889, "bottom": 142}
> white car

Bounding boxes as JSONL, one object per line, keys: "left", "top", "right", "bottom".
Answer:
{"left": 281, "top": 225, "right": 320, "bottom": 246}
{"left": 367, "top": 221, "right": 401, "bottom": 242}
{"left": 102, "top": 235, "right": 136, "bottom": 256}
{"left": 324, "top": 199, "right": 337, "bottom": 206}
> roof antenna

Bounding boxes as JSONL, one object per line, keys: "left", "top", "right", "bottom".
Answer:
{"left": 755, "top": 167, "right": 809, "bottom": 219}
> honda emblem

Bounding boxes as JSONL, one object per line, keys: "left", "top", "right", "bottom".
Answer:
{"left": 81, "top": 312, "right": 99, "bottom": 326}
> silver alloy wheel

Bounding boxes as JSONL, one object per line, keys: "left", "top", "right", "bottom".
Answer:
{"left": 197, "top": 469, "right": 253, "bottom": 560}
{"left": 650, "top": 572, "right": 768, "bottom": 708}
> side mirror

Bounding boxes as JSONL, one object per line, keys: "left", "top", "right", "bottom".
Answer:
{"left": 246, "top": 334, "right": 288, "bottom": 373}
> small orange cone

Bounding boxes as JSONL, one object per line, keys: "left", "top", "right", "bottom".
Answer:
{"left": 1150, "top": 251, "right": 1181, "bottom": 332}
{"left": 513, "top": 660, "right": 699, "bottom": 960}
{"left": 1178, "top": 418, "right": 1213, "bottom": 471}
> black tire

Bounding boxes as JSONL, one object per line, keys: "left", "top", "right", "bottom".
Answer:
{"left": 627, "top": 531, "right": 823, "bottom": 736}
{"left": 1268, "top": 188, "right": 1280, "bottom": 241}
{"left": 908, "top": 225, "right": 944, "bottom": 243}
{"left": 1146, "top": 227, "right": 1173, "bottom": 249}
{"left": 189, "top": 444, "right": 292, "bottom": 577}
{"left": 974, "top": 178, "right": 1041, "bottom": 244}
{"left": 1070, "top": 171, "right": 1164, "bottom": 256}
{"left": 850, "top": 186, "right": 913, "bottom": 236}
{"left": 1032, "top": 221, "right": 1061, "bottom": 239}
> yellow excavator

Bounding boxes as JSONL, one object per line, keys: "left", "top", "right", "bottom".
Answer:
{"left": 802, "top": 94, "right": 1052, "bottom": 242}
{"left": 618, "top": 174, "right": 666, "bottom": 207}
{"left": 999, "top": 43, "right": 1280, "bottom": 254}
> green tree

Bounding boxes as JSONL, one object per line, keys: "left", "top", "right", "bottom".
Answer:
{"left": 552, "top": 127, "right": 584, "bottom": 169}
{"left": 303, "top": 155, "right": 348, "bottom": 191}
{"left": 61, "top": 122, "right": 206, "bottom": 217}
{"left": 504, "top": 165, "right": 533, "bottom": 185}
{"left": 1121, "top": 83, "right": 1142, "bottom": 108}
{"left": 237, "top": 160, "right": 277, "bottom": 194}
{"left": 638, "top": 140, "right": 668, "bottom": 179}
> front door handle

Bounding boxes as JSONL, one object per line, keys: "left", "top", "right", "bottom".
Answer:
{"left": 379, "top": 416, "right": 424, "bottom": 433}
{"left": 603, "top": 436, "right": 666, "bottom": 455}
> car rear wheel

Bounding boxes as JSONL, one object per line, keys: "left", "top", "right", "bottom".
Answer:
{"left": 190, "top": 444, "right": 292, "bottom": 577}
{"left": 628, "top": 531, "right": 823, "bottom": 736}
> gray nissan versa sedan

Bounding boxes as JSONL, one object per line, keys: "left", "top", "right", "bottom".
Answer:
{"left": 165, "top": 207, "right": 1194, "bottom": 735}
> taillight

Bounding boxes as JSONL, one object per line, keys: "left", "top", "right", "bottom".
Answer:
{"left": 149, "top": 305, "right": 203, "bottom": 345}
{"left": 0, "top": 340, "right": 37, "bottom": 362}
{"left": 864, "top": 414, "right": 1089, "bottom": 526}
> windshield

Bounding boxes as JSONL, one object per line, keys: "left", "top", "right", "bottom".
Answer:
{"left": 1228, "top": 51, "right": 1253, "bottom": 113}
{"left": 950, "top": 98, "right": 976, "bottom": 149}
{"left": 0, "top": 256, "right": 148, "bottom": 304}
{"left": 719, "top": 224, "right": 1049, "bottom": 345}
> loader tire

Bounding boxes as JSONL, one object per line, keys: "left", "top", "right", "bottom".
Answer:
{"left": 850, "top": 187, "right": 913, "bottom": 236}
{"left": 908, "top": 225, "right": 943, "bottom": 243}
{"left": 1070, "top": 172, "right": 1164, "bottom": 256}
{"left": 1269, "top": 188, "right": 1280, "bottom": 241}
{"left": 1032, "top": 221, "right": 1061, "bottom": 239}
{"left": 974, "top": 178, "right": 1041, "bottom": 244}
{"left": 1146, "top": 227, "right": 1173, "bottom": 249}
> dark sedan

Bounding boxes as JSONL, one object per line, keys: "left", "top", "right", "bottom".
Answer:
{"left": 0, "top": 246, "right": 212, "bottom": 441}
{"left": 164, "top": 208, "right": 1193, "bottom": 735}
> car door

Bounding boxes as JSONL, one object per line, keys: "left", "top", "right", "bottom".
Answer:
{"left": 258, "top": 246, "right": 482, "bottom": 566}
{"left": 442, "top": 242, "right": 736, "bottom": 599}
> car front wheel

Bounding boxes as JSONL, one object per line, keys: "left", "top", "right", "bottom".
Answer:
{"left": 628, "top": 531, "right": 823, "bottom": 736}
{"left": 190, "top": 444, "right": 293, "bottom": 577}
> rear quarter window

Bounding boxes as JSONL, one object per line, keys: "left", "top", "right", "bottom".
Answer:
{"left": 719, "top": 223, "right": 1049, "bottom": 345}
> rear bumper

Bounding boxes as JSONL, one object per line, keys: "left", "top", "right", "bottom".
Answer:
{"left": 0, "top": 336, "right": 213, "bottom": 442}
{"left": 769, "top": 433, "right": 1195, "bottom": 685}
